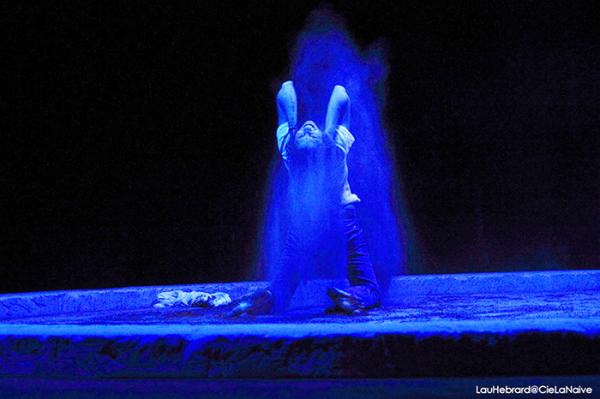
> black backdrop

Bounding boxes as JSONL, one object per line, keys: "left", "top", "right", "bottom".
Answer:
{"left": 5, "top": 1, "right": 600, "bottom": 293}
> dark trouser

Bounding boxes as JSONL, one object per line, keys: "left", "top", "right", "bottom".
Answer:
{"left": 270, "top": 203, "right": 379, "bottom": 312}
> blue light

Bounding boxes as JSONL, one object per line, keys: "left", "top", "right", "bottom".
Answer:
{"left": 256, "top": 8, "right": 409, "bottom": 299}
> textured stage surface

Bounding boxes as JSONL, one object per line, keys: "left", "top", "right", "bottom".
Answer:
{"left": 0, "top": 271, "right": 599, "bottom": 379}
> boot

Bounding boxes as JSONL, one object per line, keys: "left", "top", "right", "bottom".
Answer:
{"left": 227, "top": 288, "right": 273, "bottom": 317}
{"left": 326, "top": 285, "right": 380, "bottom": 315}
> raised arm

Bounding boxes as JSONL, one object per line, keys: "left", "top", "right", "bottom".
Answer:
{"left": 325, "top": 85, "right": 350, "bottom": 137}
{"left": 277, "top": 81, "right": 297, "bottom": 129}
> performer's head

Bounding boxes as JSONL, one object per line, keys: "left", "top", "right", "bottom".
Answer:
{"left": 289, "top": 120, "right": 335, "bottom": 173}
{"left": 293, "top": 120, "right": 325, "bottom": 150}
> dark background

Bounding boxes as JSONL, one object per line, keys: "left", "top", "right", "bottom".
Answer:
{"left": 4, "top": 1, "right": 600, "bottom": 293}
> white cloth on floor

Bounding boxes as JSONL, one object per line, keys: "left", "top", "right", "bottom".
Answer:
{"left": 153, "top": 290, "right": 232, "bottom": 308}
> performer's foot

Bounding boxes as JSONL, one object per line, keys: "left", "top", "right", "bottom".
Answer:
{"left": 326, "top": 285, "right": 380, "bottom": 315}
{"left": 227, "top": 288, "right": 273, "bottom": 317}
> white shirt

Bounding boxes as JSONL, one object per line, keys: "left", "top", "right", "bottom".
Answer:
{"left": 276, "top": 122, "right": 360, "bottom": 205}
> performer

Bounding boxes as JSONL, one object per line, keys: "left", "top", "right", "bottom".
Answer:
{"left": 230, "top": 81, "right": 380, "bottom": 316}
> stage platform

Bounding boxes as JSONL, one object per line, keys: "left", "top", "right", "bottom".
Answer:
{"left": 0, "top": 271, "right": 599, "bottom": 379}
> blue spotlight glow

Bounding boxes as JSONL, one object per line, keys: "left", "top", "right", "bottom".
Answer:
{"left": 257, "top": 8, "right": 407, "bottom": 299}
